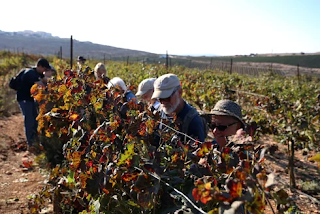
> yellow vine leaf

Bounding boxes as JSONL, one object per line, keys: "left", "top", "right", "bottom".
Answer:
{"left": 45, "top": 129, "right": 52, "bottom": 138}
{"left": 58, "top": 85, "right": 68, "bottom": 94}
{"left": 94, "top": 101, "right": 103, "bottom": 111}
{"left": 308, "top": 153, "right": 320, "bottom": 168}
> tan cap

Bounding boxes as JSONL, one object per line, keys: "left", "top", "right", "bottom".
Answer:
{"left": 151, "top": 73, "right": 180, "bottom": 99}
{"left": 136, "top": 78, "right": 156, "bottom": 96}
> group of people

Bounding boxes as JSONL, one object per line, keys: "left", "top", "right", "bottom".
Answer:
{"left": 75, "top": 56, "right": 247, "bottom": 150}
{"left": 14, "top": 56, "right": 247, "bottom": 152}
{"left": 134, "top": 73, "right": 246, "bottom": 148}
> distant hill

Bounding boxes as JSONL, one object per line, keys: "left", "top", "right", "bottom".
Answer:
{"left": 189, "top": 54, "right": 320, "bottom": 69}
{"left": 0, "top": 30, "right": 156, "bottom": 59}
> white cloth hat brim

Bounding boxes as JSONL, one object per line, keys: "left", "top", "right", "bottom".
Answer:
{"left": 151, "top": 88, "right": 175, "bottom": 99}
{"left": 136, "top": 90, "right": 148, "bottom": 96}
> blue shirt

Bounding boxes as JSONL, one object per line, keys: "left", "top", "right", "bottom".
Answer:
{"left": 17, "top": 68, "right": 43, "bottom": 101}
{"left": 176, "top": 101, "right": 205, "bottom": 142}
{"left": 125, "top": 90, "right": 137, "bottom": 103}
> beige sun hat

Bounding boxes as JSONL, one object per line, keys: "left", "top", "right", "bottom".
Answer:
{"left": 151, "top": 74, "right": 180, "bottom": 99}
{"left": 136, "top": 78, "right": 156, "bottom": 96}
{"left": 210, "top": 99, "right": 245, "bottom": 127}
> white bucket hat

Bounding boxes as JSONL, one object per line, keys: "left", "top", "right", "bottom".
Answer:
{"left": 107, "top": 77, "right": 127, "bottom": 91}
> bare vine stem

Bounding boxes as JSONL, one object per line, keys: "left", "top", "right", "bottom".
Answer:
{"left": 134, "top": 167, "right": 206, "bottom": 214}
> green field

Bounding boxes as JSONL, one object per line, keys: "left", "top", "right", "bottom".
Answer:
{"left": 117, "top": 53, "right": 320, "bottom": 70}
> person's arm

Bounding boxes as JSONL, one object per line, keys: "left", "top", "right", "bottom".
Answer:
{"left": 35, "top": 76, "right": 47, "bottom": 86}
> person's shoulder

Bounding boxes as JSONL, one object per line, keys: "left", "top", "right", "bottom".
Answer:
{"left": 125, "top": 90, "right": 138, "bottom": 103}
{"left": 184, "top": 100, "right": 193, "bottom": 109}
{"left": 25, "top": 67, "right": 35, "bottom": 71}
{"left": 185, "top": 102, "right": 198, "bottom": 116}
{"left": 187, "top": 106, "right": 203, "bottom": 127}
{"left": 20, "top": 68, "right": 32, "bottom": 79}
{"left": 190, "top": 113, "right": 203, "bottom": 124}
{"left": 125, "top": 90, "right": 135, "bottom": 98}
{"left": 23, "top": 67, "right": 36, "bottom": 75}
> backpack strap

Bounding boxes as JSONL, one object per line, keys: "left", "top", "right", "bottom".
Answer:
{"left": 181, "top": 106, "right": 199, "bottom": 134}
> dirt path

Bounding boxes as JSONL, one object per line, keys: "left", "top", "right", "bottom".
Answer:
{"left": 0, "top": 114, "right": 319, "bottom": 213}
{"left": 260, "top": 135, "right": 320, "bottom": 213}
{"left": 0, "top": 114, "right": 51, "bottom": 214}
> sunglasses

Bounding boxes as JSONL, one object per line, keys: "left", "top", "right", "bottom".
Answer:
{"left": 158, "top": 87, "right": 179, "bottom": 102}
{"left": 209, "top": 121, "right": 238, "bottom": 131}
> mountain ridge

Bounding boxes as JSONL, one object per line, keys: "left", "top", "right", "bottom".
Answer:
{"left": 0, "top": 30, "right": 156, "bottom": 59}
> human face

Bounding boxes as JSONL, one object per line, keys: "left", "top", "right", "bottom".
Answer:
{"left": 78, "top": 60, "right": 85, "bottom": 65}
{"left": 210, "top": 115, "right": 240, "bottom": 137}
{"left": 95, "top": 68, "right": 106, "bottom": 80}
{"left": 159, "top": 88, "right": 180, "bottom": 114}
{"left": 44, "top": 69, "right": 53, "bottom": 78}
{"left": 141, "top": 89, "right": 153, "bottom": 103}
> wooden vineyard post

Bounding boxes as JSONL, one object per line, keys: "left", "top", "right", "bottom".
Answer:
{"left": 297, "top": 64, "right": 301, "bottom": 88}
{"left": 53, "top": 189, "right": 62, "bottom": 213}
{"left": 166, "top": 51, "right": 169, "bottom": 70}
{"left": 70, "top": 35, "right": 73, "bottom": 69}
{"left": 288, "top": 140, "right": 296, "bottom": 188}
{"left": 230, "top": 58, "right": 233, "bottom": 74}
{"left": 59, "top": 46, "right": 62, "bottom": 59}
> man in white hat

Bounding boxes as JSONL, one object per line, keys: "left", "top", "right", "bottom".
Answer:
{"left": 136, "top": 78, "right": 160, "bottom": 111}
{"left": 152, "top": 73, "right": 205, "bottom": 142}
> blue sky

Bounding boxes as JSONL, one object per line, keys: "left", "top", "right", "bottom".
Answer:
{"left": 0, "top": 0, "right": 319, "bottom": 56}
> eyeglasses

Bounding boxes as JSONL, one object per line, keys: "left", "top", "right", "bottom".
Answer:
{"left": 158, "top": 87, "right": 179, "bottom": 102}
{"left": 209, "top": 121, "right": 238, "bottom": 131}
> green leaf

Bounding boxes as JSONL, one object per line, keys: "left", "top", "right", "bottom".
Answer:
{"left": 128, "top": 200, "right": 140, "bottom": 208}
{"left": 117, "top": 143, "right": 135, "bottom": 166}
{"left": 67, "top": 170, "right": 75, "bottom": 184}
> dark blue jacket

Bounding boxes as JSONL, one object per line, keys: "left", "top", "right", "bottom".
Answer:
{"left": 177, "top": 101, "right": 205, "bottom": 142}
{"left": 17, "top": 67, "right": 43, "bottom": 101}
